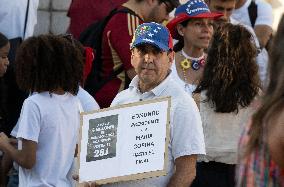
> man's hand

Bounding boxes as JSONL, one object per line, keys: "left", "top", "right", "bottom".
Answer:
{"left": 72, "top": 174, "right": 98, "bottom": 187}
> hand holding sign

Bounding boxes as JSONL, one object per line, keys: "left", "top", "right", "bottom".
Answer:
{"left": 77, "top": 97, "right": 170, "bottom": 185}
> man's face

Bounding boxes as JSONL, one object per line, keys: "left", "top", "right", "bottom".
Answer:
{"left": 131, "top": 44, "right": 172, "bottom": 89}
{"left": 146, "top": 0, "right": 175, "bottom": 23}
{"left": 207, "top": 0, "right": 236, "bottom": 24}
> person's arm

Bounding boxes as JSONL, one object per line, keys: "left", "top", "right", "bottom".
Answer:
{"left": 254, "top": 25, "right": 272, "bottom": 49}
{"left": 0, "top": 138, "right": 17, "bottom": 185}
{"left": 167, "top": 98, "right": 204, "bottom": 187}
{"left": 167, "top": 155, "right": 197, "bottom": 187}
{"left": 253, "top": 1, "right": 273, "bottom": 48}
{"left": 0, "top": 133, "right": 37, "bottom": 169}
{"left": 0, "top": 153, "right": 12, "bottom": 186}
{"left": 268, "top": 109, "right": 284, "bottom": 169}
{"left": 107, "top": 12, "right": 142, "bottom": 80}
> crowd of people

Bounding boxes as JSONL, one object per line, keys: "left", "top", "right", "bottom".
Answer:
{"left": 0, "top": 0, "right": 283, "bottom": 186}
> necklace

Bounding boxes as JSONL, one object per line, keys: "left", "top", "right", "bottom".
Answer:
{"left": 179, "top": 50, "right": 205, "bottom": 82}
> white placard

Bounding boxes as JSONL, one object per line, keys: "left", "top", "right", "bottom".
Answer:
{"left": 78, "top": 97, "right": 171, "bottom": 185}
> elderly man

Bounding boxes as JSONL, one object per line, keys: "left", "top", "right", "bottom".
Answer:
{"left": 94, "top": 22, "right": 205, "bottom": 187}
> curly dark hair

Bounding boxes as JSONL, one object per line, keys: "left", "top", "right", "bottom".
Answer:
{"left": 15, "top": 34, "right": 84, "bottom": 95}
{"left": 245, "top": 15, "right": 284, "bottom": 155}
{"left": 194, "top": 23, "right": 260, "bottom": 113}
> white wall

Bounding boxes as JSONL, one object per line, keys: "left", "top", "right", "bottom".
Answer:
{"left": 34, "top": 0, "right": 283, "bottom": 36}
{"left": 34, "top": 0, "right": 71, "bottom": 35}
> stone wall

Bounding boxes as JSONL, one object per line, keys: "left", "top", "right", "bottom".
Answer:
{"left": 34, "top": 0, "right": 71, "bottom": 36}
{"left": 33, "top": 0, "right": 283, "bottom": 36}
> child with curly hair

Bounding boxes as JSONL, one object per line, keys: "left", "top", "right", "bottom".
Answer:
{"left": 0, "top": 34, "right": 84, "bottom": 187}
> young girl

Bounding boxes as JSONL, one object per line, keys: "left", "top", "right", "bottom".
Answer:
{"left": 0, "top": 34, "right": 84, "bottom": 187}
{"left": 192, "top": 23, "right": 261, "bottom": 187}
{"left": 0, "top": 32, "right": 9, "bottom": 133}
{"left": 166, "top": 0, "right": 222, "bottom": 96}
{"left": 0, "top": 32, "right": 10, "bottom": 185}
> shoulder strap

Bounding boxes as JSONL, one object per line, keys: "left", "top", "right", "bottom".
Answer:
{"left": 23, "top": 0, "right": 30, "bottom": 39}
{"left": 94, "top": 7, "right": 142, "bottom": 54}
{"left": 84, "top": 7, "right": 142, "bottom": 95}
{"left": 248, "top": 0, "right": 257, "bottom": 27}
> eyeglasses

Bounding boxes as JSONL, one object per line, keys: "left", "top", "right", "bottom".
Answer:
{"left": 161, "top": 0, "right": 175, "bottom": 14}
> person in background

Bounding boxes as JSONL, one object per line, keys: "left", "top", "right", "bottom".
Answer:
{"left": 67, "top": 0, "right": 127, "bottom": 39}
{"left": 0, "top": 32, "right": 10, "bottom": 186}
{"left": 192, "top": 23, "right": 260, "bottom": 187}
{"left": 232, "top": 0, "right": 273, "bottom": 50}
{"left": 0, "top": 32, "right": 10, "bottom": 136}
{"left": 236, "top": 15, "right": 284, "bottom": 187}
{"left": 85, "top": 0, "right": 179, "bottom": 108}
{"left": 206, "top": 0, "right": 269, "bottom": 86}
{"left": 166, "top": 0, "right": 222, "bottom": 97}
{"left": 0, "top": 35, "right": 83, "bottom": 187}
{"left": 0, "top": 0, "right": 39, "bottom": 137}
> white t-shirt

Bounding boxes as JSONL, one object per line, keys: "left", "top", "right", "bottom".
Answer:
{"left": 14, "top": 92, "right": 80, "bottom": 187}
{"left": 103, "top": 74, "right": 205, "bottom": 187}
{"left": 0, "top": 0, "right": 39, "bottom": 39}
{"left": 230, "top": 17, "right": 268, "bottom": 85}
{"left": 232, "top": 0, "right": 273, "bottom": 28}
{"left": 77, "top": 86, "right": 100, "bottom": 112}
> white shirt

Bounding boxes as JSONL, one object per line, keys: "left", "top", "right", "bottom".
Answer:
{"left": 0, "top": 0, "right": 39, "bottom": 39}
{"left": 198, "top": 92, "right": 255, "bottom": 164}
{"left": 11, "top": 87, "right": 99, "bottom": 137}
{"left": 232, "top": 0, "right": 273, "bottom": 28}
{"left": 103, "top": 74, "right": 205, "bottom": 187}
{"left": 77, "top": 86, "right": 100, "bottom": 112}
{"left": 14, "top": 92, "right": 80, "bottom": 187}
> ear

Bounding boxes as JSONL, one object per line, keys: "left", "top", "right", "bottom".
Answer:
{"left": 176, "top": 24, "right": 185, "bottom": 37}
{"left": 131, "top": 50, "right": 134, "bottom": 61}
{"left": 130, "top": 49, "right": 136, "bottom": 67}
{"left": 168, "top": 51, "right": 174, "bottom": 65}
{"left": 146, "top": 0, "right": 158, "bottom": 6}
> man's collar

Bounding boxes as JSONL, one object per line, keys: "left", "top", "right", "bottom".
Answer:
{"left": 129, "top": 71, "right": 172, "bottom": 96}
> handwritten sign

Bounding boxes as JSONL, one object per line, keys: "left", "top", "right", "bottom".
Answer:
{"left": 78, "top": 97, "right": 170, "bottom": 185}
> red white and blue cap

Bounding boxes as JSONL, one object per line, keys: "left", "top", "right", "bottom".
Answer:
{"left": 167, "top": 0, "right": 223, "bottom": 39}
{"left": 131, "top": 22, "right": 173, "bottom": 52}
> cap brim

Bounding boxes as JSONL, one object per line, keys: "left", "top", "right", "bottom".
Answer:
{"left": 131, "top": 39, "right": 170, "bottom": 52}
{"left": 167, "top": 12, "right": 223, "bottom": 39}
